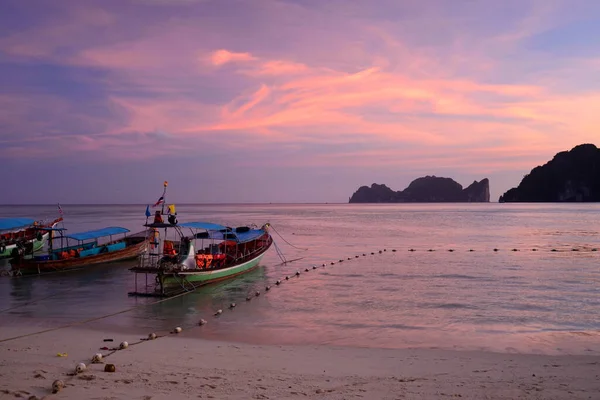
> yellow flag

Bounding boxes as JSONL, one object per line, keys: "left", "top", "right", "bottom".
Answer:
{"left": 168, "top": 204, "right": 176, "bottom": 215}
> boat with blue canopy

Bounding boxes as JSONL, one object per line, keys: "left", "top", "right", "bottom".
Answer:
{"left": 128, "top": 183, "right": 273, "bottom": 297}
{"left": 9, "top": 225, "right": 149, "bottom": 276}
{"left": 0, "top": 217, "right": 63, "bottom": 260}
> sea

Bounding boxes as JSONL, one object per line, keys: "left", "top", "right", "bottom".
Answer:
{"left": 1, "top": 203, "right": 599, "bottom": 356}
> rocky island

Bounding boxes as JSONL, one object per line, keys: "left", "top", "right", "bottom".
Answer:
{"left": 349, "top": 176, "right": 490, "bottom": 203}
{"left": 499, "top": 143, "right": 600, "bottom": 202}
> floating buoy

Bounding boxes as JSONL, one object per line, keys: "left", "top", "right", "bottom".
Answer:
{"left": 148, "top": 333, "right": 157, "bottom": 340}
{"left": 572, "top": 248, "right": 579, "bottom": 251}
{"left": 246, "top": 296, "right": 252, "bottom": 301}
{"left": 229, "top": 302, "right": 236, "bottom": 309}
{"left": 119, "top": 341, "right": 129, "bottom": 349}
{"left": 371, "top": 252, "right": 374, "bottom": 255}
{"left": 199, "top": 319, "right": 207, "bottom": 326}
{"left": 313, "top": 265, "right": 317, "bottom": 269}
{"left": 265, "top": 285, "right": 271, "bottom": 291}
{"left": 104, "top": 364, "right": 116, "bottom": 373}
{"left": 285, "top": 276, "right": 289, "bottom": 280}
{"left": 295, "top": 271, "right": 300, "bottom": 276}
{"left": 255, "top": 291, "right": 260, "bottom": 297}
{"left": 355, "top": 255, "right": 359, "bottom": 258}
{"left": 173, "top": 327, "right": 182, "bottom": 334}
{"left": 347, "top": 257, "right": 351, "bottom": 260}
{"left": 378, "top": 250, "right": 382, "bottom": 254}
{"left": 339, "top": 259, "right": 343, "bottom": 263}
{"left": 362, "top": 253, "right": 366, "bottom": 256}
{"left": 384, "top": 249, "right": 387, "bottom": 251}
{"left": 551, "top": 249, "right": 557, "bottom": 252}
{"left": 330, "top": 262, "right": 334, "bottom": 265}
{"left": 322, "top": 263, "right": 326, "bottom": 267}
{"left": 512, "top": 249, "right": 518, "bottom": 252}
{"left": 592, "top": 248, "right": 597, "bottom": 252}
{"left": 493, "top": 248, "right": 498, "bottom": 252}
{"left": 469, "top": 249, "right": 474, "bottom": 252}
{"left": 75, "top": 363, "right": 86, "bottom": 374}
{"left": 532, "top": 248, "right": 538, "bottom": 251}
{"left": 428, "top": 249, "right": 434, "bottom": 252}
{"left": 276, "top": 280, "right": 281, "bottom": 285}
{"left": 305, "top": 268, "right": 309, "bottom": 272}
{"left": 409, "top": 249, "right": 415, "bottom": 252}
{"left": 392, "top": 249, "right": 396, "bottom": 252}
{"left": 448, "top": 249, "right": 454, "bottom": 252}
{"left": 91, "top": 353, "right": 103, "bottom": 364}
{"left": 215, "top": 309, "right": 223, "bottom": 315}
{"left": 52, "top": 380, "right": 64, "bottom": 393}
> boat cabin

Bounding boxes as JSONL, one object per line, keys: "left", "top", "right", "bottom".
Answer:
{"left": 35, "top": 226, "right": 136, "bottom": 262}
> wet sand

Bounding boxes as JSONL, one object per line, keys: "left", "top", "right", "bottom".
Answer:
{"left": 1, "top": 326, "right": 599, "bottom": 399}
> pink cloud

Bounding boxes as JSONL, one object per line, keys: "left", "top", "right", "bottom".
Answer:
{"left": 209, "top": 49, "right": 256, "bottom": 66}
{"left": 3, "top": 0, "right": 599, "bottom": 185}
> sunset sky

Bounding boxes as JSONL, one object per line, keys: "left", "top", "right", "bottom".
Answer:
{"left": 1, "top": 0, "right": 599, "bottom": 204}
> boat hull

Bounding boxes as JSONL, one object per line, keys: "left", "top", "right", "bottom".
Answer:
{"left": 10, "top": 238, "right": 148, "bottom": 275}
{"left": 162, "top": 249, "right": 268, "bottom": 289}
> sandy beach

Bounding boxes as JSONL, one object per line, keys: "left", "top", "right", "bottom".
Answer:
{"left": 1, "top": 325, "right": 599, "bottom": 400}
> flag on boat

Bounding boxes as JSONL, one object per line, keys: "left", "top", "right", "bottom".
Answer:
{"left": 164, "top": 181, "right": 168, "bottom": 187}
{"left": 57, "top": 203, "right": 63, "bottom": 215}
{"left": 153, "top": 196, "right": 164, "bottom": 207}
{"left": 168, "top": 204, "right": 176, "bottom": 215}
{"left": 145, "top": 205, "right": 151, "bottom": 218}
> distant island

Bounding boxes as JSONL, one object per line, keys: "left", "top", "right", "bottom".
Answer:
{"left": 349, "top": 176, "right": 490, "bottom": 203}
{"left": 499, "top": 143, "right": 600, "bottom": 202}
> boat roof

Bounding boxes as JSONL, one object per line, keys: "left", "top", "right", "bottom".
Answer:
{"left": 233, "top": 229, "right": 265, "bottom": 243}
{"left": 196, "top": 227, "right": 266, "bottom": 244}
{"left": 66, "top": 226, "right": 130, "bottom": 241}
{"left": 178, "top": 221, "right": 229, "bottom": 231}
{"left": 0, "top": 217, "right": 35, "bottom": 231}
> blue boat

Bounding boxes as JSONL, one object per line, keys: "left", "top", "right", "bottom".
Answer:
{"left": 0, "top": 217, "right": 63, "bottom": 259}
{"left": 10, "top": 226, "right": 149, "bottom": 275}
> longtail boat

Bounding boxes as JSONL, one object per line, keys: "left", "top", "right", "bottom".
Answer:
{"left": 128, "top": 221, "right": 273, "bottom": 297}
{"left": 9, "top": 226, "right": 149, "bottom": 276}
{"left": 0, "top": 217, "right": 63, "bottom": 259}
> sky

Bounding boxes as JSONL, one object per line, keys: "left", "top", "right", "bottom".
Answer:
{"left": 1, "top": 0, "right": 599, "bottom": 204}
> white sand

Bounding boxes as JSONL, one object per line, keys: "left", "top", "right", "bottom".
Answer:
{"left": 1, "top": 326, "right": 599, "bottom": 400}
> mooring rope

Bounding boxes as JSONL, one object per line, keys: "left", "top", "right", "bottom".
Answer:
{"left": 269, "top": 224, "right": 308, "bottom": 251}
{"left": 0, "top": 288, "right": 196, "bottom": 344}
{"left": 0, "top": 283, "right": 86, "bottom": 314}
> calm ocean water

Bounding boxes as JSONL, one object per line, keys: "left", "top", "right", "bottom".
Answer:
{"left": 1, "top": 203, "right": 599, "bottom": 355}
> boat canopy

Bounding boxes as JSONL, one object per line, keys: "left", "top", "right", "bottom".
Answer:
{"left": 178, "top": 221, "right": 229, "bottom": 231}
{"left": 66, "top": 226, "right": 130, "bottom": 241}
{"left": 232, "top": 229, "right": 266, "bottom": 243}
{"left": 193, "top": 227, "right": 266, "bottom": 244}
{"left": 0, "top": 217, "right": 35, "bottom": 231}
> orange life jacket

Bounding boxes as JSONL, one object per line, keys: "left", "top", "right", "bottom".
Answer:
{"left": 163, "top": 240, "right": 176, "bottom": 256}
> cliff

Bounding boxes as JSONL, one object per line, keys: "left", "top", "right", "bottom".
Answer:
{"left": 349, "top": 176, "right": 490, "bottom": 203}
{"left": 499, "top": 144, "right": 600, "bottom": 202}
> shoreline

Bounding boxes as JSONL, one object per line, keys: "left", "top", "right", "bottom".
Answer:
{"left": 1, "top": 325, "right": 599, "bottom": 399}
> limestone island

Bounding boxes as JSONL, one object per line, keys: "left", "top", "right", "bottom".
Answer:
{"left": 499, "top": 143, "right": 600, "bottom": 202}
{"left": 349, "top": 176, "right": 490, "bottom": 203}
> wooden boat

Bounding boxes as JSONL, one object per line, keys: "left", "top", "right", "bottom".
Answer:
{"left": 9, "top": 226, "right": 149, "bottom": 276}
{"left": 0, "top": 217, "right": 63, "bottom": 259}
{"left": 129, "top": 220, "right": 273, "bottom": 297}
